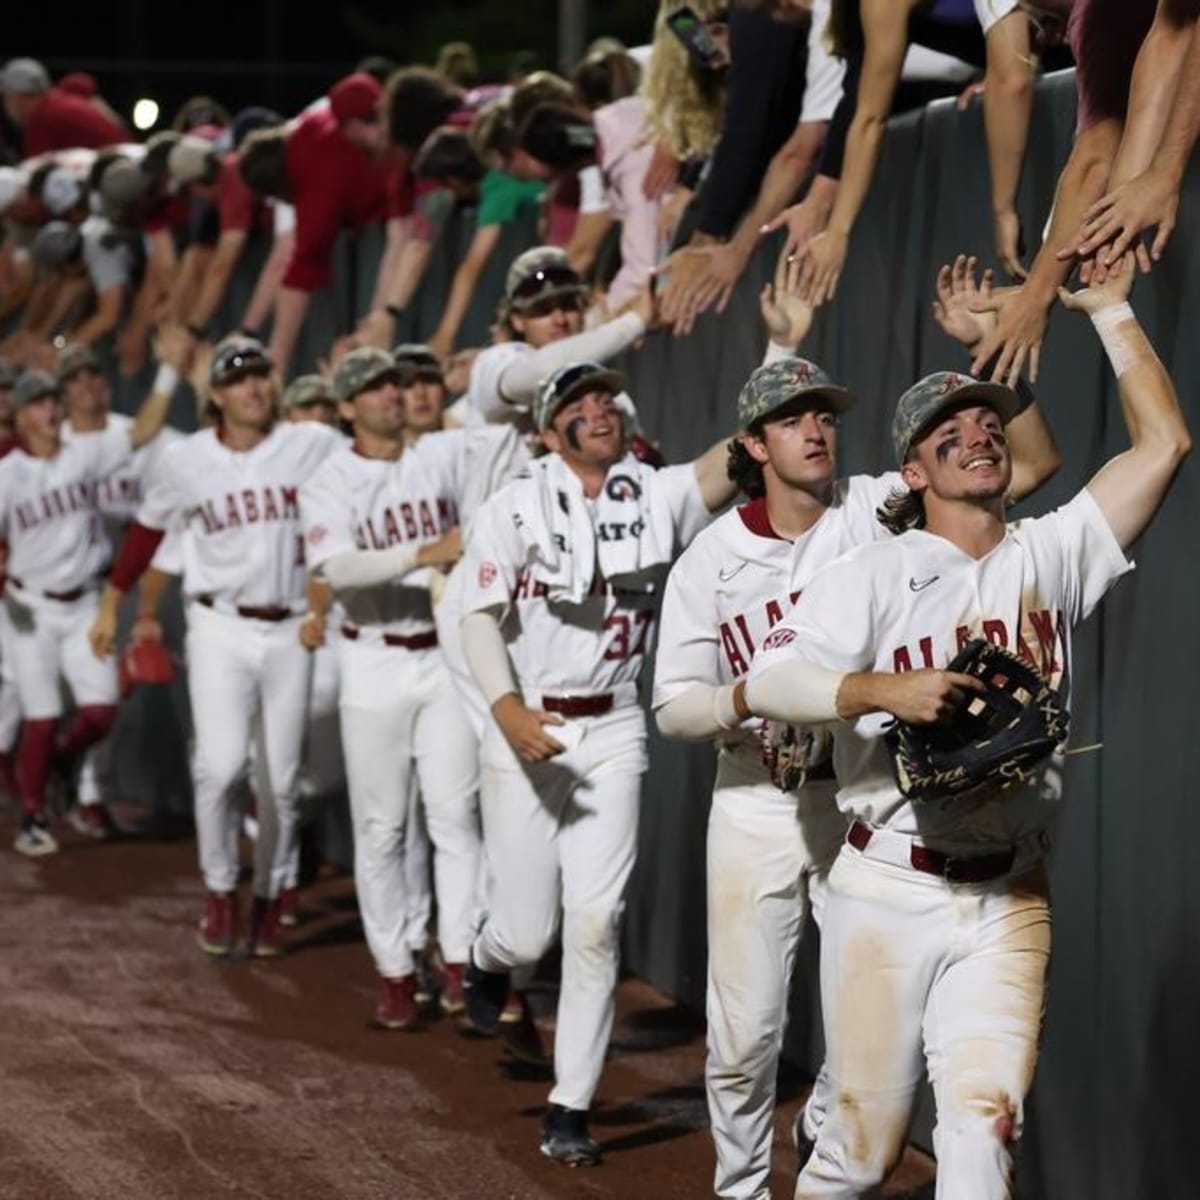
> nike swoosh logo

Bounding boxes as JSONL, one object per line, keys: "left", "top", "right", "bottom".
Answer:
{"left": 718, "top": 563, "right": 747, "bottom": 582}
{"left": 909, "top": 576, "right": 940, "bottom": 592}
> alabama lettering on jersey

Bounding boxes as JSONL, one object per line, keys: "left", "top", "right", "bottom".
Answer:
{"left": 301, "top": 430, "right": 465, "bottom": 637}
{"left": 137, "top": 421, "right": 341, "bottom": 609}
{"left": 653, "top": 474, "right": 899, "bottom": 776}
{"left": 461, "top": 460, "right": 709, "bottom": 698}
{"left": 748, "top": 489, "right": 1133, "bottom": 846}
{"left": 0, "top": 423, "right": 132, "bottom": 591}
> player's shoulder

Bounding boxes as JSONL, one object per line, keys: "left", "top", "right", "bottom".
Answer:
{"left": 468, "top": 340, "right": 529, "bottom": 393}
{"left": 676, "top": 503, "right": 752, "bottom": 556}
{"left": 412, "top": 428, "right": 465, "bottom": 461}
{"left": 302, "top": 438, "right": 358, "bottom": 485}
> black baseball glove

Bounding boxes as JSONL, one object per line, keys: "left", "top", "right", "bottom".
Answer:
{"left": 885, "top": 638, "right": 1068, "bottom": 801}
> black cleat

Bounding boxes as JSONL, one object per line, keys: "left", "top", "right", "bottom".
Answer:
{"left": 462, "top": 954, "right": 510, "bottom": 1035}
{"left": 540, "top": 1104, "right": 601, "bottom": 1167}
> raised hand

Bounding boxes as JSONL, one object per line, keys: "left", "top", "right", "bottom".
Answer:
{"left": 932, "top": 255, "right": 997, "bottom": 352}
{"left": 760, "top": 251, "right": 814, "bottom": 348}
{"left": 1057, "top": 251, "right": 1135, "bottom": 315}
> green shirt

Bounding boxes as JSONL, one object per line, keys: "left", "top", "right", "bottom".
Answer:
{"left": 476, "top": 169, "right": 545, "bottom": 229}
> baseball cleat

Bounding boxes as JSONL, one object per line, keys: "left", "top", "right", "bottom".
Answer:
{"left": 13, "top": 816, "right": 59, "bottom": 858}
{"left": 197, "top": 891, "right": 238, "bottom": 956}
{"left": 246, "top": 895, "right": 285, "bottom": 958}
{"left": 413, "top": 948, "right": 437, "bottom": 1007}
{"left": 462, "top": 955, "right": 510, "bottom": 1035}
{"left": 499, "top": 992, "right": 548, "bottom": 1066}
{"left": 438, "top": 961, "right": 465, "bottom": 1016}
{"left": 277, "top": 886, "right": 301, "bottom": 928}
{"left": 374, "top": 975, "right": 420, "bottom": 1030}
{"left": 540, "top": 1104, "right": 601, "bottom": 1167}
{"left": 68, "top": 802, "right": 116, "bottom": 840}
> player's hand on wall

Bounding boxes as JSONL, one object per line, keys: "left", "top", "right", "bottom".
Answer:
{"left": 417, "top": 526, "right": 463, "bottom": 570}
{"left": 1064, "top": 165, "right": 1176, "bottom": 273}
{"left": 762, "top": 195, "right": 828, "bottom": 264}
{"left": 760, "top": 250, "right": 813, "bottom": 348}
{"left": 798, "top": 228, "right": 847, "bottom": 308}
{"left": 968, "top": 281, "right": 1051, "bottom": 386}
{"left": 492, "top": 694, "right": 566, "bottom": 761}
{"left": 933, "top": 255, "right": 997, "bottom": 352}
{"left": 1057, "top": 251, "right": 1135, "bottom": 314}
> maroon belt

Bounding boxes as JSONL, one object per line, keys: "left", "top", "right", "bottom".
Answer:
{"left": 848, "top": 819, "right": 1015, "bottom": 884}
{"left": 542, "top": 693, "right": 614, "bottom": 718}
{"left": 341, "top": 625, "right": 439, "bottom": 651}
{"left": 196, "top": 595, "right": 295, "bottom": 622}
{"left": 9, "top": 577, "right": 87, "bottom": 602}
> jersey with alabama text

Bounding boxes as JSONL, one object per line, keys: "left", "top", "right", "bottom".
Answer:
{"left": 653, "top": 474, "right": 901, "bottom": 780}
{"left": 300, "top": 431, "right": 464, "bottom": 637}
{"left": 0, "top": 424, "right": 132, "bottom": 592}
{"left": 462, "top": 459, "right": 709, "bottom": 699}
{"left": 747, "top": 488, "right": 1132, "bottom": 848}
{"left": 136, "top": 421, "right": 341, "bottom": 609}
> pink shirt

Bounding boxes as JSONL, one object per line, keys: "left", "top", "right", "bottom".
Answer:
{"left": 594, "top": 96, "right": 659, "bottom": 310}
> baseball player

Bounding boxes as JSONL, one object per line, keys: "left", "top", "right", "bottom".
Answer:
{"left": 743, "top": 257, "right": 1187, "bottom": 1199}
{"left": 394, "top": 343, "right": 448, "bottom": 444}
{"left": 652, "top": 257, "right": 1061, "bottom": 1200}
{"left": 456, "top": 359, "right": 737, "bottom": 1166}
{"left": 300, "top": 346, "right": 479, "bottom": 1030}
{"left": 89, "top": 336, "right": 341, "bottom": 957}
{"left": 0, "top": 355, "right": 177, "bottom": 857}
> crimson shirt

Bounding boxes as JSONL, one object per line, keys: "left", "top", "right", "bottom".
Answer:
{"left": 216, "top": 152, "right": 263, "bottom": 234}
{"left": 283, "top": 106, "right": 394, "bottom": 291}
{"left": 23, "top": 87, "right": 126, "bottom": 157}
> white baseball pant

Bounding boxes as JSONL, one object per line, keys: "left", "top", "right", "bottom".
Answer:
{"left": 473, "top": 703, "right": 647, "bottom": 1112}
{"left": 706, "top": 753, "right": 847, "bottom": 1200}
{"left": 338, "top": 635, "right": 480, "bottom": 979}
{"left": 401, "top": 775, "right": 434, "bottom": 954}
{"left": 185, "top": 602, "right": 312, "bottom": 898}
{"left": 796, "top": 838, "right": 1051, "bottom": 1200}
{"left": 434, "top": 560, "right": 488, "bottom": 739}
{"left": 0, "top": 605, "right": 22, "bottom": 754}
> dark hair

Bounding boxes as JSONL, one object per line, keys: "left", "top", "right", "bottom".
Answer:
{"left": 507, "top": 50, "right": 541, "bottom": 82}
{"left": 237, "top": 126, "right": 292, "bottom": 202}
{"left": 385, "top": 67, "right": 464, "bottom": 151}
{"left": 142, "top": 131, "right": 180, "bottom": 183}
{"left": 726, "top": 436, "right": 766, "bottom": 499}
{"left": 572, "top": 51, "right": 642, "bottom": 110}
{"left": 876, "top": 486, "right": 925, "bottom": 535}
{"left": 470, "top": 98, "right": 516, "bottom": 166}
{"left": 510, "top": 71, "right": 577, "bottom": 132}
{"left": 518, "top": 103, "right": 598, "bottom": 172}
{"left": 356, "top": 55, "right": 398, "bottom": 85}
{"left": 86, "top": 148, "right": 123, "bottom": 194}
{"left": 435, "top": 41, "right": 479, "bottom": 87}
{"left": 171, "top": 95, "right": 231, "bottom": 133}
{"left": 413, "top": 127, "right": 485, "bottom": 185}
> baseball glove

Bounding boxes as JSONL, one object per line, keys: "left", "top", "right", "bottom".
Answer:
{"left": 759, "top": 721, "right": 833, "bottom": 792}
{"left": 119, "top": 639, "right": 176, "bottom": 696}
{"left": 885, "top": 638, "right": 1068, "bottom": 801}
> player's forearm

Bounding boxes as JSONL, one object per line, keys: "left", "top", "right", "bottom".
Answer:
{"left": 744, "top": 659, "right": 844, "bottom": 724}
{"left": 318, "top": 545, "right": 423, "bottom": 592}
{"left": 693, "top": 438, "right": 740, "bottom": 513}
{"left": 654, "top": 681, "right": 747, "bottom": 741}
{"left": 129, "top": 361, "right": 181, "bottom": 449}
{"left": 1004, "top": 399, "right": 1061, "bottom": 505}
{"left": 136, "top": 568, "right": 173, "bottom": 621}
{"left": 110, "top": 522, "right": 168, "bottom": 593}
{"left": 306, "top": 576, "right": 333, "bottom": 619}
{"left": 461, "top": 609, "right": 519, "bottom": 706}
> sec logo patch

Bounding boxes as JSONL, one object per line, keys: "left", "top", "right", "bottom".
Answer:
{"left": 307, "top": 525, "right": 327, "bottom": 545}
{"left": 761, "top": 628, "right": 797, "bottom": 650}
{"left": 478, "top": 562, "right": 499, "bottom": 588}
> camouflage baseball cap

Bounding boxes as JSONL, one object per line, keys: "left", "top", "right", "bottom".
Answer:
{"left": 0, "top": 357, "right": 17, "bottom": 389}
{"left": 392, "top": 343, "right": 444, "bottom": 381}
{"left": 332, "top": 346, "right": 402, "bottom": 403}
{"left": 504, "top": 245, "right": 584, "bottom": 310}
{"left": 892, "top": 370, "right": 1019, "bottom": 465}
{"left": 57, "top": 343, "right": 102, "bottom": 383}
{"left": 280, "top": 374, "right": 335, "bottom": 413}
{"left": 534, "top": 361, "right": 626, "bottom": 432}
{"left": 737, "top": 357, "right": 853, "bottom": 429}
{"left": 13, "top": 370, "right": 60, "bottom": 409}
{"left": 209, "top": 335, "right": 272, "bottom": 387}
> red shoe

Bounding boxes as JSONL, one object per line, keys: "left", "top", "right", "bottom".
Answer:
{"left": 375, "top": 975, "right": 420, "bottom": 1030}
{"left": 197, "top": 892, "right": 237, "bottom": 956}
{"left": 439, "top": 961, "right": 465, "bottom": 1015}
{"left": 69, "top": 802, "right": 116, "bottom": 840}
{"left": 247, "top": 895, "right": 285, "bottom": 958}
{"left": 278, "top": 886, "right": 300, "bottom": 928}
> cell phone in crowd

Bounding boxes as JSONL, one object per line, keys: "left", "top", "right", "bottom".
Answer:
{"left": 666, "top": 5, "right": 729, "bottom": 72}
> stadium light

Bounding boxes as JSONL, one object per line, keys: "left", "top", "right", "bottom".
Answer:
{"left": 133, "top": 98, "right": 160, "bottom": 131}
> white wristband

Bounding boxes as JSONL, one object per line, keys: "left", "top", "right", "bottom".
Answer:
{"left": 712, "top": 684, "right": 742, "bottom": 731}
{"left": 153, "top": 363, "right": 180, "bottom": 395}
{"left": 1089, "top": 302, "right": 1146, "bottom": 378}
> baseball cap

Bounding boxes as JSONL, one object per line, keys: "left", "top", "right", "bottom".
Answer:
{"left": 0, "top": 58, "right": 50, "bottom": 95}
{"left": 167, "top": 136, "right": 218, "bottom": 192}
{"left": 737, "top": 357, "right": 854, "bottom": 429}
{"left": 0, "top": 166, "right": 24, "bottom": 214}
{"left": 31, "top": 220, "right": 83, "bottom": 269}
{"left": 534, "top": 361, "right": 626, "bottom": 432}
{"left": 57, "top": 344, "right": 102, "bottom": 383}
{"left": 0, "top": 358, "right": 17, "bottom": 389}
{"left": 41, "top": 166, "right": 83, "bottom": 216}
{"left": 392, "top": 343, "right": 444, "bottom": 382}
{"left": 58, "top": 71, "right": 97, "bottom": 99}
{"left": 230, "top": 106, "right": 283, "bottom": 151}
{"left": 98, "top": 158, "right": 149, "bottom": 212}
{"left": 891, "top": 371, "right": 1019, "bottom": 465}
{"left": 281, "top": 374, "right": 335, "bottom": 414}
{"left": 333, "top": 347, "right": 402, "bottom": 403}
{"left": 209, "top": 336, "right": 272, "bottom": 387}
{"left": 328, "top": 73, "right": 383, "bottom": 124}
{"left": 13, "top": 370, "right": 60, "bottom": 409}
{"left": 504, "top": 246, "right": 584, "bottom": 311}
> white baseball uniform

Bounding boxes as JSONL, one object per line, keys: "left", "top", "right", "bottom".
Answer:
{"left": 135, "top": 421, "right": 340, "bottom": 900}
{"left": 300, "top": 431, "right": 481, "bottom": 982}
{"left": 653, "top": 475, "right": 900, "bottom": 1200}
{"left": 747, "top": 488, "right": 1132, "bottom": 1199}
{"left": 461, "top": 452, "right": 710, "bottom": 1112}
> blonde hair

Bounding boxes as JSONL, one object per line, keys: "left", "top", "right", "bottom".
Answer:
{"left": 642, "top": 0, "right": 727, "bottom": 160}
